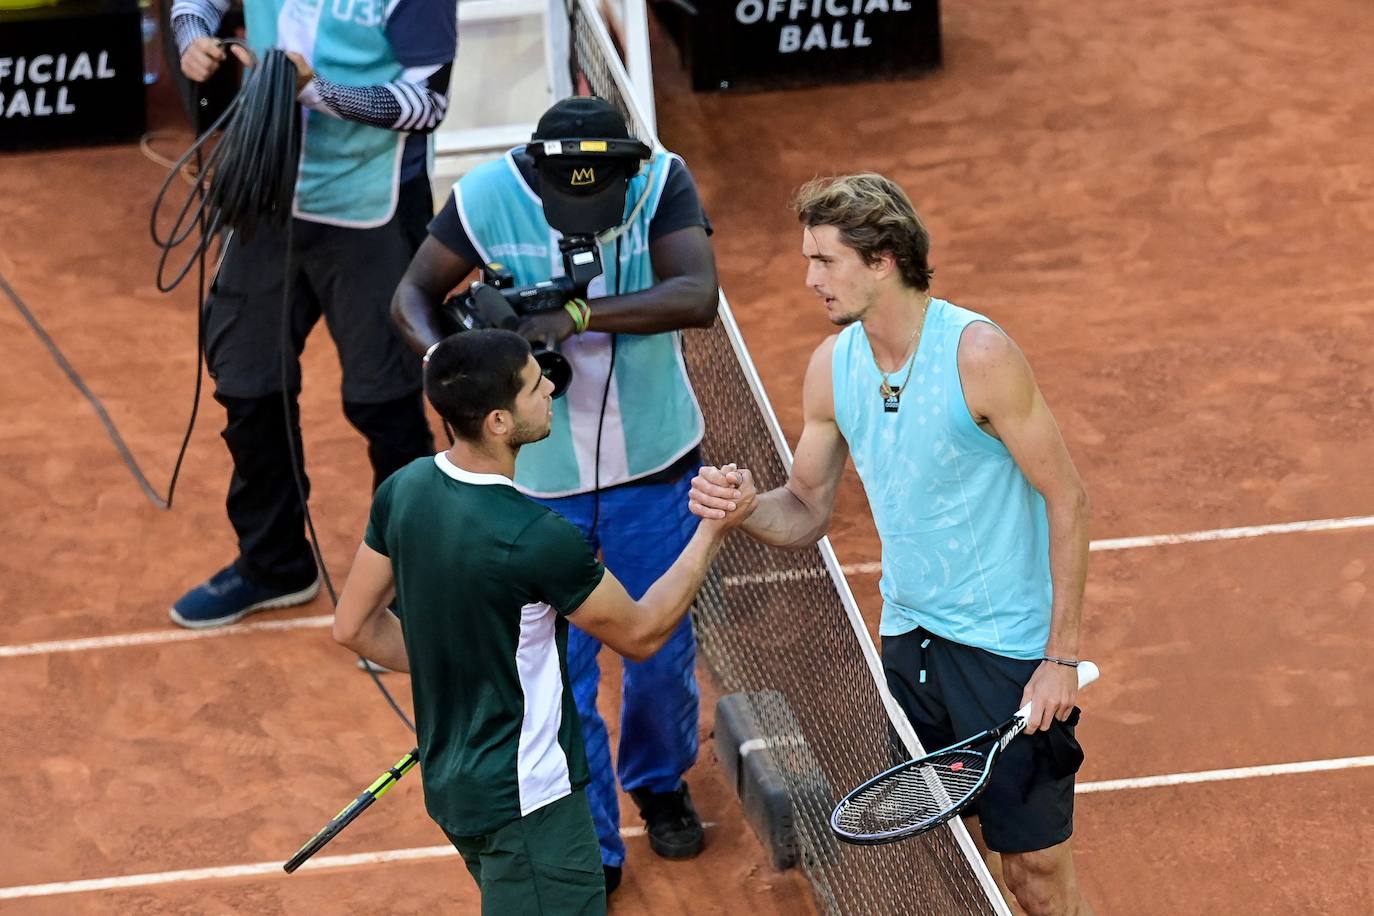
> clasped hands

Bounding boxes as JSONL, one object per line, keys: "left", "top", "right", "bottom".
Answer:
{"left": 689, "top": 464, "right": 757, "bottom": 530}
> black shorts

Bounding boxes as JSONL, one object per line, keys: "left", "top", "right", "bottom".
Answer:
{"left": 881, "top": 628, "right": 1084, "bottom": 854}
{"left": 204, "top": 174, "right": 432, "bottom": 403}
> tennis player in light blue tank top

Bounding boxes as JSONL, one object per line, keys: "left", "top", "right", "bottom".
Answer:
{"left": 688, "top": 174, "right": 1097, "bottom": 914}
{"left": 831, "top": 298, "right": 1053, "bottom": 659}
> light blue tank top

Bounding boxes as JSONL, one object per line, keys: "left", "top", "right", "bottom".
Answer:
{"left": 832, "top": 299, "right": 1052, "bottom": 659}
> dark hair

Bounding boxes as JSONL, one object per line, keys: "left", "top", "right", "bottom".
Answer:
{"left": 792, "top": 173, "right": 934, "bottom": 291}
{"left": 424, "top": 330, "right": 532, "bottom": 441}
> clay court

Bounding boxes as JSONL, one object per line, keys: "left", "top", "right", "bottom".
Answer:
{"left": 2, "top": 0, "right": 1372, "bottom": 912}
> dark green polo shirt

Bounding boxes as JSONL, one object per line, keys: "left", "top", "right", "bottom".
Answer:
{"left": 364, "top": 453, "right": 604, "bottom": 836}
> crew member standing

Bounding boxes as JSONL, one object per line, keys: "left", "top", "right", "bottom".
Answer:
{"left": 167, "top": 0, "right": 455, "bottom": 628}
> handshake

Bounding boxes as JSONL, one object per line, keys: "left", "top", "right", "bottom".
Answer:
{"left": 688, "top": 463, "right": 759, "bottom": 533}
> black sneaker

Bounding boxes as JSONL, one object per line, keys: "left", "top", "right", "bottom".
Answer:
{"left": 603, "top": 864, "right": 622, "bottom": 896}
{"left": 629, "top": 783, "right": 704, "bottom": 859}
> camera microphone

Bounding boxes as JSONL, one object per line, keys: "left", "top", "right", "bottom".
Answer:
{"left": 468, "top": 283, "right": 520, "bottom": 330}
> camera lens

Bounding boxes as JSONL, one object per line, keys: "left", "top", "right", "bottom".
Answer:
{"left": 533, "top": 347, "right": 572, "bottom": 398}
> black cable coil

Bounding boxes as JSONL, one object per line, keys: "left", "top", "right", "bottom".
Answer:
{"left": 152, "top": 43, "right": 302, "bottom": 293}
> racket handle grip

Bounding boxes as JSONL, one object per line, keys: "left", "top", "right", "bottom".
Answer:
{"left": 1015, "top": 660, "right": 1100, "bottom": 722}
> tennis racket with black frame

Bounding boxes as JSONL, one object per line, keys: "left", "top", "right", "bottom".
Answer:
{"left": 831, "top": 661, "right": 1099, "bottom": 846}
{"left": 283, "top": 747, "right": 420, "bottom": 873}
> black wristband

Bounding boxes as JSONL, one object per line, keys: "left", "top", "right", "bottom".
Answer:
{"left": 1043, "top": 655, "right": 1080, "bottom": 668}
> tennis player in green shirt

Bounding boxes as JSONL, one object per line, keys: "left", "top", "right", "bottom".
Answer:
{"left": 333, "top": 328, "right": 756, "bottom": 914}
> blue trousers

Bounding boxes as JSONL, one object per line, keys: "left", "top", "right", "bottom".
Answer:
{"left": 533, "top": 469, "right": 701, "bottom": 868}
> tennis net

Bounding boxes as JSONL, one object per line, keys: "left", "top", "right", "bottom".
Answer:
{"left": 566, "top": 4, "right": 1008, "bottom": 914}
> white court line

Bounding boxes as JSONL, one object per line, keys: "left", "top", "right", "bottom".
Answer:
{"left": 0, "top": 615, "right": 334, "bottom": 659}
{"left": 0, "top": 824, "right": 718, "bottom": 901}
{"left": 1085, "top": 514, "right": 1374, "bottom": 552}
{"left": 0, "top": 846, "right": 458, "bottom": 900}
{"left": 7, "top": 752, "right": 1372, "bottom": 900}
{"left": 743, "top": 514, "right": 1374, "bottom": 581}
{"left": 4, "top": 516, "right": 1371, "bottom": 659}
{"left": 1075, "top": 755, "right": 1374, "bottom": 794}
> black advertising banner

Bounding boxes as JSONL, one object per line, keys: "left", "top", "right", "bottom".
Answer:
{"left": 690, "top": 0, "right": 941, "bottom": 92}
{"left": 0, "top": 0, "right": 145, "bottom": 150}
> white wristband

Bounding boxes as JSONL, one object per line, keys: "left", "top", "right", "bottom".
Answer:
{"left": 423, "top": 342, "right": 441, "bottom": 364}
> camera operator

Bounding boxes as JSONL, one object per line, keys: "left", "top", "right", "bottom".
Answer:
{"left": 166, "top": 0, "right": 456, "bottom": 628}
{"left": 391, "top": 96, "right": 719, "bottom": 892}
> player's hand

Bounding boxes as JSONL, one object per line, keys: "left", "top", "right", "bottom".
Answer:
{"left": 689, "top": 464, "right": 744, "bottom": 521}
{"left": 691, "top": 464, "right": 757, "bottom": 532}
{"left": 516, "top": 309, "right": 576, "bottom": 349}
{"left": 721, "top": 466, "right": 758, "bottom": 528}
{"left": 1019, "top": 660, "right": 1079, "bottom": 735}
{"left": 285, "top": 51, "right": 315, "bottom": 95}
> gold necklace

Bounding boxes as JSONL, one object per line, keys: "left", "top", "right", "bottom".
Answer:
{"left": 868, "top": 297, "right": 929, "bottom": 413}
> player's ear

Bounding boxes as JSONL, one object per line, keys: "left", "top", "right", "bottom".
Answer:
{"left": 485, "top": 408, "right": 510, "bottom": 438}
{"left": 871, "top": 249, "right": 898, "bottom": 277}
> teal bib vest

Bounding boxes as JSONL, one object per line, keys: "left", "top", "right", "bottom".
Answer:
{"left": 246, "top": 0, "right": 410, "bottom": 226}
{"left": 453, "top": 150, "right": 704, "bottom": 497}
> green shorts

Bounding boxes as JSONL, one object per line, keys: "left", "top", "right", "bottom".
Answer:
{"left": 444, "top": 789, "right": 606, "bottom": 915}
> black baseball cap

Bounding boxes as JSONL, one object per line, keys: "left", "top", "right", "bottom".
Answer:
{"left": 532, "top": 96, "right": 631, "bottom": 143}
{"left": 526, "top": 97, "right": 648, "bottom": 236}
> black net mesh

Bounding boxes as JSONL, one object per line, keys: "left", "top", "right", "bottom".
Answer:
{"left": 567, "top": 5, "right": 1004, "bottom": 913}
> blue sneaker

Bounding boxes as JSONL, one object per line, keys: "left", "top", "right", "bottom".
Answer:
{"left": 170, "top": 564, "right": 320, "bottom": 629}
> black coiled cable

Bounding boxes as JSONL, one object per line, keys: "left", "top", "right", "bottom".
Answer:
{"left": 151, "top": 42, "right": 301, "bottom": 293}
{"left": 208, "top": 49, "right": 301, "bottom": 236}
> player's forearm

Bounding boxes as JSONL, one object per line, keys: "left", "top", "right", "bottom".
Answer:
{"left": 629, "top": 525, "right": 725, "bottom": 658}
{"left": 741, "top": 484, "right": 831, "bottom": 549}
{"left": 335, "top": 605, "right": 410, "bottom": 673}
{"left": 1043, "top": 485, "right": 1091, "bottom": 658}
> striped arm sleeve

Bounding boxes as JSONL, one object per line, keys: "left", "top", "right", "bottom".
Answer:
{"left": 170, "top": 0, "right": 231, "bottom": 55}
{"left": 301, "top": 63, "right": 452, "bottom": 134}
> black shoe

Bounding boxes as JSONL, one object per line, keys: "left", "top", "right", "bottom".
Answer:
{"left": 629, "top": 783, "right": 704, "bottom": 859}
{"left": 603, "top": 864, "right": 622, "bottom": 896}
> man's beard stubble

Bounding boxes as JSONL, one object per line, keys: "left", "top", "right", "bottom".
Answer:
{"left": 511, "top": 416, "right": 553, "bottom": 447}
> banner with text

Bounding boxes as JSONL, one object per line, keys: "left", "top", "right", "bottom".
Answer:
{"left": 1, "top": 0, "right": 145, "bottom": 149}
{"left": 690, "top": 0, "right": 941, "bottom": 92}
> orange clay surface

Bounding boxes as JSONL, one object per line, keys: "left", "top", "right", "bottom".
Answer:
{"left": 2, "top": 0, "right": 1373, "bottom": 913}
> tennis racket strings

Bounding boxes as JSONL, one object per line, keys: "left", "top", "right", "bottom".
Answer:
{"left": 831, "top": 661, "right": 1100, "bottom": 845}
{"left": 834, "top": 748, "right": 986, "bottom": 836}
